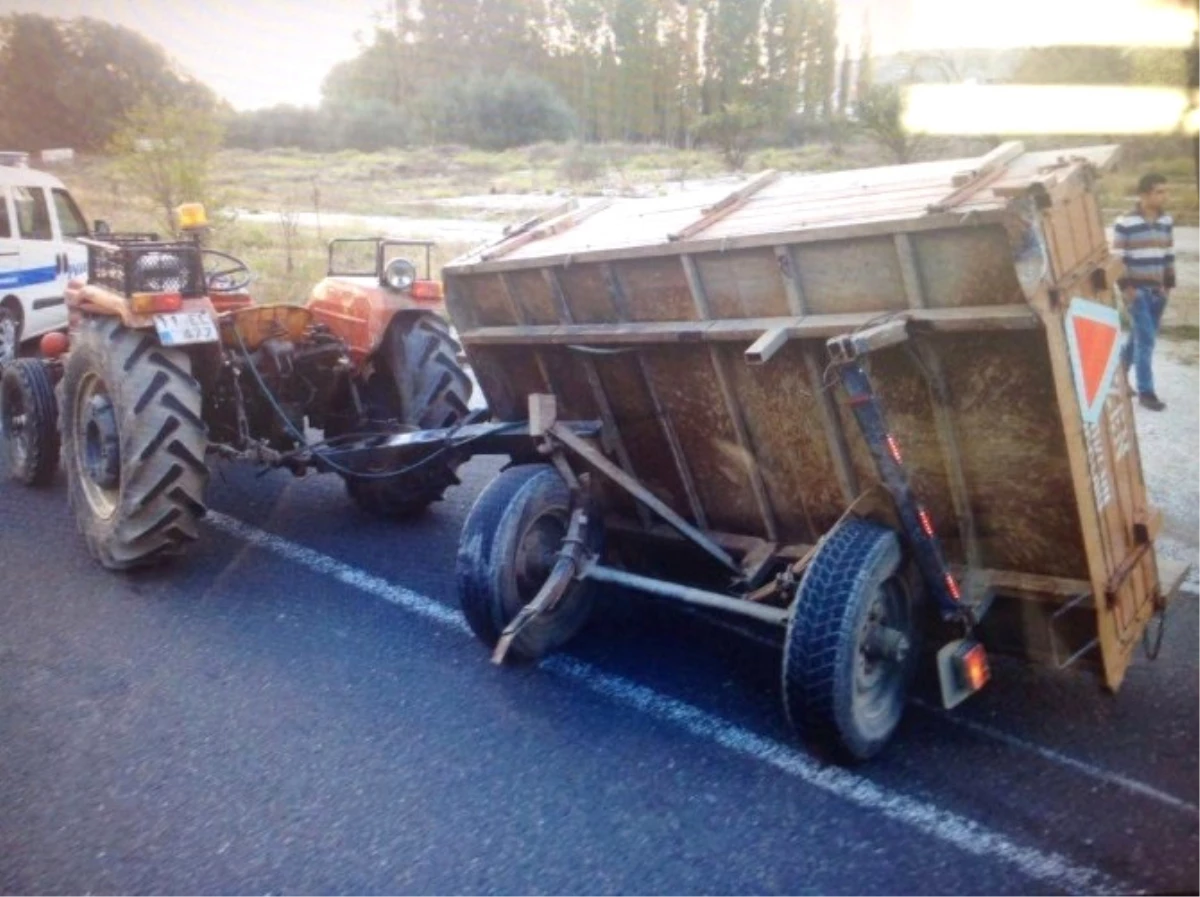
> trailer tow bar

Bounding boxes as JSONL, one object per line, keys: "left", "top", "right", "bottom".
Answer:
{"left": 827, "top": 319, "right": 972, "bottom": 627}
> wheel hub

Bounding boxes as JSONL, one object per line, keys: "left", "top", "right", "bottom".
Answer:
{"left": 83, "top": 393, "right": 120, "bottom": 490}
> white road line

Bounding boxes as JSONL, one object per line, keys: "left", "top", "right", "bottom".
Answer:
{"left": 911, "top": 698, "right": 1200, "bottom": 816}
{"left": 683, "top": 601, "right": 1200, "bottom": 818}
{"left": 205, "top": 511, "right": 1129, "bottom": 895}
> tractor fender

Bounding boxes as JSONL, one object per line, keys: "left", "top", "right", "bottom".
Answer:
{"left": 306, "top": 277, "right": 445, "bottom": 366}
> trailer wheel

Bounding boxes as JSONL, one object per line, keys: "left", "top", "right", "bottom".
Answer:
{"left": 1, "top": 358, "right": 59, "bottom": 486}
{"left": 782, "top": 518, "right": 917, "bottom": 762}
{"left": 61, "top": 317, "right": 209, "bottom": 570}
{"left": 342, "top": 313, "right": 472, "bottom": 517}
{"left": 457, "top": 465, "right": 598, "bottom": 660}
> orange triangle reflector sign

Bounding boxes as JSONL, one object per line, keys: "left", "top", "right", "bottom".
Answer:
{"left": 1064, "top": 298, "right": 1123, "bottom": 424}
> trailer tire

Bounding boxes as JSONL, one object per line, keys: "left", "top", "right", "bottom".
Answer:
{"left": 343, "top": 313, "right": 471, "bottom": 517}
{"left": 782, "top": 518, "right": 917, "bottom": 762}
{"left": 61, "top": 317, "right": 209, "bottom": 570}
{"left": 457, "top": 465, "right": 598, "bottom": 660}
{"left": 1, "top": 358, "right": 59, "bottom": 486}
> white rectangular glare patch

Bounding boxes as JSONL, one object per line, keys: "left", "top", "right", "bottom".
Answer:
{"left": 903, "top": 85, "right": 1196, "bottom": 135}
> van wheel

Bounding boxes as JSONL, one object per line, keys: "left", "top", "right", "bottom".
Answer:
{"left": 0, "top": 306, "right": 20, "bottom": 367}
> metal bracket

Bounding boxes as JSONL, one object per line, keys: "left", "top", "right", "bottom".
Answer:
{"left": 545, "top": 420, "right": 742, "bottom": 578}
{"left": 492, "top": 504, "right": 592, "bottom": 665}
{"left": 826, "top": 317, "right": 911, "bottom": 364}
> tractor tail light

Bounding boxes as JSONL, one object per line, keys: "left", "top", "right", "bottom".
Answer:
{"left": 937, "top": 638, "right": 991, "bottom": 709}
{"left": 411, "top": 279, "right": 444, "bottom": 302}
{"left": 130, "top": 292, "right": 183, "bottom": 314}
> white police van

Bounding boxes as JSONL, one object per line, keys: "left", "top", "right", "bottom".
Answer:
{"left": 0, "top": 153, "right": 92, "bottom": 365}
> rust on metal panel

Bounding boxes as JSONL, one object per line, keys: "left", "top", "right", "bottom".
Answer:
{"left": 503, "top": 267, "right": 560, "bottom": 325}
{"left": 725, "top": 340, "right": 844, "bottom": 542}
{"left": 604, "top": 261, "right": 709, "bottom": 527}
{"left": 615, "top": 256, "right": 701, "bottom": 323}
{"left": 910, "top": 227, "right": 1025, "bottom": 308}
{"left": 695, "top": 248, "right": 791, "bottom": 319}
{"left": 931, "top": 331, "right": 1088, "bottom": 578}
{"left": 558, "top": 262, "right": 621, "bottom": 324}
{"left": 681, "top": 253, "right": 781, "bottom": 541}
{"left": 454, "top": 273, "right": 515, "bottom": 327}
{"left": 793, "top": 237, "right": 910, "bottom": 315}
{"left": 470, "top": 345, "right": 553, "bottom": 422}
{"left": 642, "top": 346, "right": 771, "bottom": 537}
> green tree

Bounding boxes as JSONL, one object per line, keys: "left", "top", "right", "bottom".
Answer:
{"left": 693, "top": 101, "right": 766, "bottom": 168}
{"left": 109, "top": 98, "right": 225, "bottom": 236}
{"left": 855, "top": 83, "right": 923, "bottom": 162}
{"left": 0, "top": 14, "right": 214, "bottom": 151}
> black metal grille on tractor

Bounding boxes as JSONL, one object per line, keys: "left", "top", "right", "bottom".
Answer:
{"left": 83, "top": 235, "right": 206, "bottom": 298}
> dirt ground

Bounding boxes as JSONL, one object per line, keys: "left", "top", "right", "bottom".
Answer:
{"left": 1136, "top": 337, "right": 1199, "bottom": 592}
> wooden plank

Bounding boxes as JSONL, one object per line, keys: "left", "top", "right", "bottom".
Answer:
{"left": 458, "top": 304, "right": 1041, "bottom": 347}
{"left": 684, "top": 253, "right": 781, "bottom": 542}
{"left": 950, "top": 567, "right": 1092, "bottom": 600}
{"left": 479, "top": 198, "right": 613, "bottom": 261}
{"left": 668, "top": 170, "right": 781, "bottom": 241}
{"left": 445, "top": 208, "right": 1011, "bottom": 277}
{"left": 1032, "top": 283, "right": 1127, "bottom": 690}
{"left": 774, "top": 245, "right": 858, "bottom": 506}
{"left": 950, "top": 141, "right": 1025, "bottom": 187}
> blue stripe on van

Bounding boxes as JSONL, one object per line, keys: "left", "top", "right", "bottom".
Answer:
{"left": 0, "top": 264, "right": 58, "bottom": 290}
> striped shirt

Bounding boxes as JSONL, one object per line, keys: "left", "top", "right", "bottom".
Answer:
{"left": 1112, "top": 205, "right": 1175, "bottom": 291}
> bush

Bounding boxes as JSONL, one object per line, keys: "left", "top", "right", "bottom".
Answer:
{"left": 420, "top": 70, "right": 576, "bottom": 150}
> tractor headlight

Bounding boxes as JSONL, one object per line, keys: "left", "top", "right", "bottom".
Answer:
{"left": 383, "top": 258, "right": 416, "bottom": 291}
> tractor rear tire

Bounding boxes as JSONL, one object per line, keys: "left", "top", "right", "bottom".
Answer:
{"left": 1, "top": 358, "right": 59, "bottom": 486}
{"left": 343, "top": 313, "right": 472, "bottom": 518}
{"left": 457, "top": 465, "right": 599, "bottom": 661}
{"left": 61, "top": 317, "right": 209, "bottom": 570}
{"left": 782, "top": 518, "right": 918, "bottom": 762}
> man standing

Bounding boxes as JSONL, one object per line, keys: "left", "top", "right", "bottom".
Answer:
{"left": 1113, "top": 173, "right": 1174, "bottom": 412}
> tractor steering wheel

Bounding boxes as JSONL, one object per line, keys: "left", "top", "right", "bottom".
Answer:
{"left": 201, "top": 249, "right": 253, "bottom": 294}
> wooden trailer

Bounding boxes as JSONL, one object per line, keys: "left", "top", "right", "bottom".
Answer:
{"left": 438, "top": 142, "right": 1190, "bottom": 760}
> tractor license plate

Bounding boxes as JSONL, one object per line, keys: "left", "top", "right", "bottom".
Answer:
{"left": 153, "top": 312, "right": 218, "bottom": 346}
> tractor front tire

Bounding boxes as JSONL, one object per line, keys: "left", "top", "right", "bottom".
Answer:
{"left": 782, "top": 518, "right": 918, "bottom": 762}
{"left": 1, "top": 358, "right": 59, "bottom": 486}
{"left": 343, "top": 313, "right": 472, "bottom": 518}
{"left": 61, "top": 317, "right": 209, "bottom": 570}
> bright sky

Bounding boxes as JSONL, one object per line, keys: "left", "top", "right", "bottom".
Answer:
{"left": 1, "top": 0, "right": 1194, "bottom": 110}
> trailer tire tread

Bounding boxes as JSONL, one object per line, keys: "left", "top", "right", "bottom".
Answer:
{"left": 782, "top": 518, "right": 911, "bottom": 762}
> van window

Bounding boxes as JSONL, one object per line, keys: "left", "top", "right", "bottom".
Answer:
{"left": 0, "top": 191, "right": 10, "bottom": 239}
{"left": 51, "top": 188, "right": 88, "bottom": 239}
{"left": 13, "top": 186, "right": 52, "bottom": 241}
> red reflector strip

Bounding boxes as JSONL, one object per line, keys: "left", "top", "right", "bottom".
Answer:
{"left": 944, "top": 572, "right": 961, "bottom": 601}
{"left": 886, "top": 434, "right": 903, "bottom": 464}
{"left": 917, "top": 506, "right": 936, "bottom": 538}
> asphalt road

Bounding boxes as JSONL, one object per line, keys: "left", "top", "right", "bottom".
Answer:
{"left": 1, "top": 418, "right": 1198, "bottom": 893}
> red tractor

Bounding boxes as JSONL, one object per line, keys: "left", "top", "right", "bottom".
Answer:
{"left": 0, "top": 210, "right": 472, "bottom": 570}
